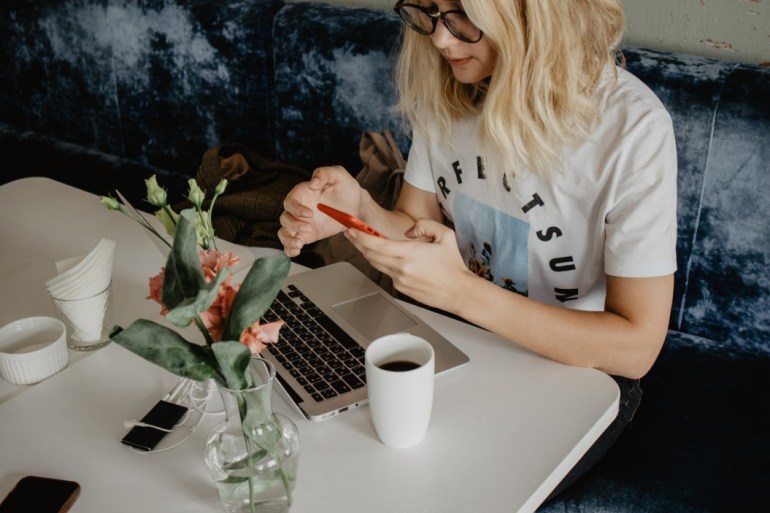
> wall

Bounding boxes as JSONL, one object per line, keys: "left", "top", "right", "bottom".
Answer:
{"left": 624, "top": 0, "right": 769, "bottom": 66}
{"left": 297, "top": 0, "right": 770, "bottom": 67}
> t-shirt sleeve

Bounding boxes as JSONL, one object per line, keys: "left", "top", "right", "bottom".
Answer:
{"left": 604, "top": 108, "right": 678, "bottom": 278}
{"left": 403, "top": 129, "right": 437, "bottom": 193}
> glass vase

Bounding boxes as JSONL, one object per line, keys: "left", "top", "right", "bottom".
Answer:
{"left": 205, "top": 358, "right": 300, "bottom": 513}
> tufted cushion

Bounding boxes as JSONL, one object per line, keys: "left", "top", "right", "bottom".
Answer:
{"left": 0, "top": 0, "right": 285, "bottom": 177}
{"left": 272, "top": 2, "right": 408, "bottom": 174}
{"left": 678, "top": 66, "right": 770, "bottom": 356}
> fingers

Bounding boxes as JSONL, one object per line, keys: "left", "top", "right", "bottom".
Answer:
{"left": 281, "top": 192, "right": 314, "bottom": 220}
{"left": 278, "top": 229, "right": 303, "bottom": 257}
{"left": 278, "top": 180, "right": 317, "bottom": 256}
{"left": 345, "top": 228, "right": 400, "bottom": 267}
{"left": 307, "top": 166, "right": 349, "bottom": 192}
{"left": 346, "top": 219, "right": 456, "bottom": 272}
{"left": 277, "top": 212, "right": 313, "bottom": 257}
{"left": 282, "top": 166, "right": 349, "bottom": 216}
{"left": 278, "top": 166, "right": 353, "bottom": 256}
{"left": 404, "top": 218, "right": 449, "bottom": 242}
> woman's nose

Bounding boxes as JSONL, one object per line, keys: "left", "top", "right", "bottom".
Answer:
{"left": 430, "top": 20, "right": 459, "bottom": 49}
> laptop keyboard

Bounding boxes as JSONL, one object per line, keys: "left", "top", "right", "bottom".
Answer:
{"left": 263, "top": 285, "right": 367, "bottom": 403}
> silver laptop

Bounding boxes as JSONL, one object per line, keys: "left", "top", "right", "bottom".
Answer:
{"left": 262, "top": 262, "right": 469, "bottom": 421}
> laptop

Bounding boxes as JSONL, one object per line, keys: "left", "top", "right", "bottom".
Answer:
{"left": 116, "top": 189, "right": 469, "bottom": 422}
{"left": 262, "top": 262, "right": 470, "bottom": 421}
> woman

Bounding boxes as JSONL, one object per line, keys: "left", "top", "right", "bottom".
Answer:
{"left": 279, "top": 0, "right": 677, "bottom": 498}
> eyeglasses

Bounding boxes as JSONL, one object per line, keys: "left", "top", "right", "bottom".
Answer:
{"left": 394, "top": 1, "right": 483, "bottom": 44}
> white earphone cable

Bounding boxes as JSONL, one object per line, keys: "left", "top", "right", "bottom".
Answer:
{"left": 126, "top": 378, "right": 222, "bottom": 454}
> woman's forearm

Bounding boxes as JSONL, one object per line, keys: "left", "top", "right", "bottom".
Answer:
{"left": 447, "top": 271, "right": 673, "bottom": 379}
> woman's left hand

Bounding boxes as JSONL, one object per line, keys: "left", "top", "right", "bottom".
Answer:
{"left": 345, "top": 218, "right": 472, "bottom": 313}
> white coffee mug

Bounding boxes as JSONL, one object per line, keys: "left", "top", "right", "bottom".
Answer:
{"left": 365, "top": 333, "right": 435, "bottom": 448}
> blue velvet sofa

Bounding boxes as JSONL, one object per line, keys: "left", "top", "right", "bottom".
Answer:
{"left": 2, "top": 1, "right": 769, "bottom": 511}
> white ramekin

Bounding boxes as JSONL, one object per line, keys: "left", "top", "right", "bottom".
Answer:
{"left": 0, "top": 316, "right": 69, "bottom": 385}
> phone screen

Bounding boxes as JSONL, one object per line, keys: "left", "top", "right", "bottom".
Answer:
{"left": 0, "top": 476, "right": 80, "bottom": 513}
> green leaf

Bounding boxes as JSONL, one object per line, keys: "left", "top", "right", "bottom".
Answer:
{"left": 164, "top": 266, "right": 231, "bottom": 327}
{"left": 110, "top": 320, "right": 224, "bottom": 384}
{"left": 222, "top": 255, "right": 290, "bottom": 342}
{"left": 162, "top": 209, "right": 205, "bottom": 310}
{"left": 211, "top": 341, "right": 253, "bottom": 390}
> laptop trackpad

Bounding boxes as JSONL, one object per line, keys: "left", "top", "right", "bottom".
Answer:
{"left": 332, "top": 293, "right": 417, "bottom": 340}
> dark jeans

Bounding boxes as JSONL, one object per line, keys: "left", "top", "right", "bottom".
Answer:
{"left": 541, "top": 375, "right": 643, "bottom": 504}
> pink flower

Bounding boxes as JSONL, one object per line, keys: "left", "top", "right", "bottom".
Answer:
{"left": 240, "top": 320, "right": 285, "bottom": 354}
{"left": 198, "top": 280, "right": 239, "bottom": 342}
{"left": 147, "top": 249, "right": 282, "bottom": 354}
{"left": 147, "top": 270, "right": 167, "bottom": 314}
{"left": 199, "top": 250, "right": 240, "bottom": 282}
{"left": 147, "top": 250, "right": 241, "bottom": 308}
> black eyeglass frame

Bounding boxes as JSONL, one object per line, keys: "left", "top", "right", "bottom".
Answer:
{"left": 393, "top": 1, "right": 484, "bottom": 44}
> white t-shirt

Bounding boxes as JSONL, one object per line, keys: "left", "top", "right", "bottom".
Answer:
{"left": 404, "top": 67, "right": 678, "bottom": 311}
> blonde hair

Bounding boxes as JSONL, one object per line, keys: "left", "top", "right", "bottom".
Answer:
{"left": 395, "top": 0, "right": 625, "bottom": 176}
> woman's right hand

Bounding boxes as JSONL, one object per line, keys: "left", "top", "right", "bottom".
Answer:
{"left": 278, "top": 166, "right": 365, "bottom": 257}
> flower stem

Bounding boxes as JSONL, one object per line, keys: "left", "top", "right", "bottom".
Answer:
{"left": 116, "top": 208, "right": 173, "bottom": 250}
{"left": 194, "top": 206, "right": 213, "bottom": 250}
{"left": 279, "top": 468, "right": 293, "bottom": 506}
{"left": 234, "top": 394, "right": 257, "bottom": 513}
{"left": 207, "top": 189, "right": 224, "bottom": 252}
{"left": 193, "top": 314, "right": 216, "bottom": 347}
{"left": 161, "top": 205, "right": 178, "bottom": 226}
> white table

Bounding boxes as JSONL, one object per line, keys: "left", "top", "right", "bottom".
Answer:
{"left": 0, "top": 177, "right": 619, "bottom": 513}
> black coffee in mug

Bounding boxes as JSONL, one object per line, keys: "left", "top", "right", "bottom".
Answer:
{"left": 378, "top": 360, "right": 420, "bottom": 372}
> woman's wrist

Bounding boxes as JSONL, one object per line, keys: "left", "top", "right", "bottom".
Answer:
{"left": 357, "top": 187, "right": 376, "bottom": 222}
{"left": 440, "top": 266, "right": 482, "bottom": 318}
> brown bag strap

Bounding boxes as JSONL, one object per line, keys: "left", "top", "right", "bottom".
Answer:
{"left": 355, "top": 129, "right": 405, "bottom": 210}
{"left": 358, "top": 129, "right": 406, "bottom": 177}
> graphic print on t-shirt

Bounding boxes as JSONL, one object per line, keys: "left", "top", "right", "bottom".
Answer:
{"left": 453, "top": 192, "right": 529, "bottom": 296}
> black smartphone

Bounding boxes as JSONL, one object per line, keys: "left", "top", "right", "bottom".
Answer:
{"left": 0, "top": 476, "right": 80, "bottom": 513}
{"left": 121, "top": 399, "right": 189, "bottom": 451}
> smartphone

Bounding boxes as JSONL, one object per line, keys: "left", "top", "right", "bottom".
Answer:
{"left": 121, "top": 399, "right": 189, "bottom": 451}
{"left": 0, "top": 476, "right": 80, "bottom": 513}
{"left": 317, "top": 203, "right": 386, "bottom": 238}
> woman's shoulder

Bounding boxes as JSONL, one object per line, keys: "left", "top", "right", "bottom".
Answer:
{"left": 569, "top": 67, "right": 677, "bottom": 181}
{"left": 599, "top": 66, "right": 672, "bottom": 123}
{"left": 591, "top": 66, "right": 674, "bottom": 141}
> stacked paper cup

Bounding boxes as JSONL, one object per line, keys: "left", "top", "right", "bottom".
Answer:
{"left": 46, "top": 239, "right": 115, "bottom": 351}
